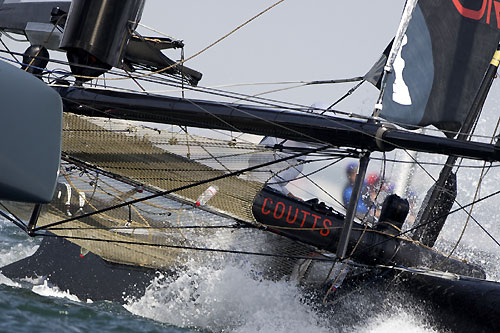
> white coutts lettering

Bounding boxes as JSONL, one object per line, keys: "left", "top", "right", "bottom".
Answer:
{"left": 392, "top": 34, "right": 412, "bottom": 106}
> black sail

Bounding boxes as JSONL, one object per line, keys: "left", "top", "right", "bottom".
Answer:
{"left": 379, "top": 0, "right": 500, "bottom": 137}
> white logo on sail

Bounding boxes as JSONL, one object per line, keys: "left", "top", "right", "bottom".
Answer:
{"left": 392, "top": 34, "right": 412, "bottom": 106}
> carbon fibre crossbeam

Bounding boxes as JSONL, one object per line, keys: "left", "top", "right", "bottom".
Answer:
{"left": 55, "top": 86, "right": 500, "bottom": 162}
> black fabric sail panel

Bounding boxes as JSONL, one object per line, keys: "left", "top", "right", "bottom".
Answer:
{"left": 380, "top": 0, "right": 500, "bottom": 137}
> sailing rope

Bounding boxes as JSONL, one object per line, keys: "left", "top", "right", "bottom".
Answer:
{"left": 67, "top": 0, "right": 287, "bottom": 82}
{"left": 33, "top": 146, "right": 329, "bottom": 232}
{"left": 340, "top": 187, "right": 500, "bottom": 265}
{"left": 432, "top": 116, "right": 500, "bottom": 271}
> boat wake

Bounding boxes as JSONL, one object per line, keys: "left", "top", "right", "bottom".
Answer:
{"left": 124, "top": 260, "right": 439, "bottom": 333}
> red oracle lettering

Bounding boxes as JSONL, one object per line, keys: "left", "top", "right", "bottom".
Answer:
{"left": 311, "top": 214, "right": 321, "bottom": 230}
{"left": 494, "top": 1, "right": 500, "bottom": 28}
{"left": 286, "top": 206, "right": 298, "bottom": 224}
{"left": 300, "top": 210, "right": 311, "bottom": 228}
{"left": 273, "top": 201, "right": 286, "bottom": 219}
{"left": 321, "top": 219, "right": 332, "bottom": 237}
{"left": 487, "top": 0, "right": 493, "bottom": 24}
{"left": 262, "top": 198, "right": 272, "bottom": 215}
{"left": 452, "top": 0, "right": 500, "bottom": 28}
{"left": 452, "top": 0, "right": 488, "bottom": 20}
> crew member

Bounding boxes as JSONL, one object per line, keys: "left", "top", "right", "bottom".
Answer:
{"left": 342, "top": 162, "right": 369, "bottom": 216}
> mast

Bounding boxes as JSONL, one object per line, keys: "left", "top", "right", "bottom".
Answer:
{"left": 372, "top": 0, "right": 418, "bottom": 118}
{"left": 336, "top": 153, "right": 369, "bottom": 260}
{"left": 412, "top": 46, "right": 500, "bottom": 247}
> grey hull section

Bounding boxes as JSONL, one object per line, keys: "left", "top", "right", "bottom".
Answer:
{"left": 0, "top": 60, "right": 62, "bottom": 203}
{"left": 0, "top": 1, "right": 71, "bottom": 33}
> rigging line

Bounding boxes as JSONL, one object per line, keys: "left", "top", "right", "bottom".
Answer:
{"left": 0, "top": 54, "right": 129, "bottom": 84}
{"left": 65, "top": 85, "right": 488, "bottom": 234}
{"left": 181, "top": 95, "right": 340, "bottom": 149}
{"left": 33, "top": 232, "right": 336, "bottom": 262}
{"left": 345, "top": 187, "right": 500, "bottom": 262}
{"left": 0, "top": 203, "right": 27, "bottom": 231}
{"left": 311, "top": 105, "right": 494, "bottom": 232}
{"left": 133, "top": 22, "right": 362, "bottom": 83}
{"left": 71, "top": 65, "right": 499, "bottom": 140}
{"left": 50, "top": 64, "right": 369, "bottom": 123}
{"left": 124, "top": 68, "right": 148, "bottom": 94}
{"left": 404, "top": 154, "right": 493, "bottom": 247}
{"left": 184, "top": 94, "right": 364, "bottom": 150}
{"left": 81, "top": 61, "right": 370, "bottom": 120}
{"left": 148, "top": 79, "right": 358, "bottom": 92}
{"left": 67, "top": 0, "right": 287, "bottom": 82}
{"left": 223, "top": 76, "right": 366, "bottom": 105}
{"left": 433, "top": 164, "right": 493, "bottom": 271}
{"left": 322, "top": 80, "right": 365, "bottom": 115}
{"left": 1, "top": 45, "right": 491, "bottom": 139}
{"left": 135, "top": 22, "right": 180, "bottom": 40}
{"left": 230, "top": 82, "right": 309, "bottom": 104}
{"left": 127, "top": 66, "right": 496, "bottom": 139}
{"left": 0, "top": 201, "right": 26, "bottom": 226}
{"left": 0, "top": 49, "right": 187, "bottom": 87}
{"left": 267, "top": 157, "right": 343, "bottom": 188}
{"left": 64, "top": 77, "right": 492, "bottom": 230}
{"left": 34, "top": 146, "right": 329, "bottom": 232}
{"left": 181, "top": 128, "right": 232, "bottom": 173}
{"left": 45, "top": 224, "right": 246, "bottom": 231}
{"left": 167, "top": 71, "right": 494, "bottom": 165}
{"left": 150, "top": 78, "right": 371, "bottom": 121}
{"left": 184, "top": 152, "right": 349, "bottom": 167}
{"left": 396, "top": 139, "right": 494, "bottom": 242}
{"left": 0, "top": 38, "right": 21, "bottom": 65}
{"left": 63, "top": 170, "right": 152, "bottom": 229}
{"left": 122, "top": 59, "right": 366, "bottom": 116}
{"left": 433, "top": 116, "right": 500, "bottom": 270}
{"left": 0, "top": 30, "right": 28, "bottom": 42}
{"left": 58, "top": 78, "right": 492, "bottom": 229}
{"left": 307, "top": 77, "right": 364, "bottom": 86}
{"left": 135, "top": 121, "right": 259, "bottom": 146}
{"left": 368, "top": 156, "right": 500, "bottom": 168}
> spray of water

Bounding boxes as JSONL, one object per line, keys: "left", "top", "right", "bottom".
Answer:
{"left": 125, "top": 260, "right": 332, "bottom": 333}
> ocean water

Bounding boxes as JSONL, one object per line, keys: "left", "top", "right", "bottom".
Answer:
{"left": 0, "top": 215, "right": 447, "bottom": 333}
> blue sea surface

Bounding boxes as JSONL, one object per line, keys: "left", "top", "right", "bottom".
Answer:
{"left": 0, "top": 218, "right": 193, "bottom": 333}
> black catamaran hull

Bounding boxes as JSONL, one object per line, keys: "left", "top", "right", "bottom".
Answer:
{"left": 2, "top": 188, "right": 500, "bottom": 332}
{"left": 1, "top": 235, "right": 158, "bottom": 302}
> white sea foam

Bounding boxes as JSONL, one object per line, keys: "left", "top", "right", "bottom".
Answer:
{"left": 124, "top": 260, "right": 441, "bottom": 333}
{"left": 0, "top": 242, "right": 38, "bottom": 267}
{"left": 0, "top": 273, "right": 21, "bottom": 288}
{"left": 351, "top": 309, "right": 439, "bottom": 333}
{"left": 32, "top": 279, "right": 81, "bottom": 303}
{"left": 125, "top": 261, "right": 331, "bottom": 333}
